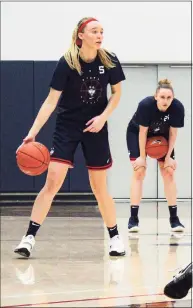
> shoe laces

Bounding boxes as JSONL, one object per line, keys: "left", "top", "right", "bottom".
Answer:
{"left": 111, "top": 235, "right": 120, "bottom": 242}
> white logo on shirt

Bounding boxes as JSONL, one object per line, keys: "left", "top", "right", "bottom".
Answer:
{"left": 151, "top": 140, "right": 161, "bottom": 145}
{"left": 88, "top": 87, "right": 96, "bottom": 98}
{"left": 99, "top": 66, "right": 104, "bottom": 74}
{"left": 164, "top": 115, "right": 169, "bottom": 122}
{"left": 80, "top": 77, "right": 102, "bottom": 105}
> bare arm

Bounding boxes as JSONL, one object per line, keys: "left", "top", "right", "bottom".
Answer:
{"left": 166, "top": 127, "right": 178, "bottom": 158}
{"left": 28, "top": 88, "right": 62, "bottom": 137}
{"left": 101, "top": 83, "right": 122, "bottom": 121}
{"left": 139, "top": 125, "right": 148, "bottom": 158}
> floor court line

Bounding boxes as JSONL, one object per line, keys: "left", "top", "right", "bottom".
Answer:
{"left": 2, "top": 285, "right": 160, "bottom": 299}
{"left": 2, "top": 292, "right": 165, "bottom": 308}
{"left": 2, "top": 288, "right": 107, "bottom": 299}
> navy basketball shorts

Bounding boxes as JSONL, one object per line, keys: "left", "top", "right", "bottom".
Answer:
{"left": 126, "top": 129, "right": 175, "bottom": 162}
{"left": 50, "top": 122, "right": 112, "bottom": 170}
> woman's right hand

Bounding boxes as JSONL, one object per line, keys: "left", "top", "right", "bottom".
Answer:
{"left": 16, "top": 134, "right": 36, "bottom": 153}
{"left": 132, "top": 156, "right": 146, "bottom": 171}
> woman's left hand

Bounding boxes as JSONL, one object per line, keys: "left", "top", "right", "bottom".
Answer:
{"left": 83, "top": 115, "right": 106, "bottom": 133}
{"left": 164, "top": 156, "right": 177, "bottom": 170}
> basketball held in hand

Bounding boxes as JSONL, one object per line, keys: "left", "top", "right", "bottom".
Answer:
{"left": 16, "top": 142, "right": 50, "bottom": 176}
{"left": 146, "top": 136, "right": 168, "bottom": 159}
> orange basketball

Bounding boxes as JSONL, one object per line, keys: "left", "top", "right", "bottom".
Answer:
{"left": 16, "top": 142, "right": 50, "bottom": 176}
{"left": 146, "top": 136, "right": 168, "bottom": 159}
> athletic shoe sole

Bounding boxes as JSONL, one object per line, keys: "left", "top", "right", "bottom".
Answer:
{"left": 109, "top": 251, "right": 126, "bottom": 257}
{"left": 171, "top": 226, "right": 185, "bottom": 232}
{"left": 128, "top": 226, "right": 139, "bottom": 232}
{"left": 14, "top": 248, "right": 30, "bottom": 258}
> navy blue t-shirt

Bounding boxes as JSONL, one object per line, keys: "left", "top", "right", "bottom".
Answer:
{"left": 50, "top": 53, "right": 125, "bottom": 123}
{"left": 128, "top": 96, "right": 185, "bottom": 138}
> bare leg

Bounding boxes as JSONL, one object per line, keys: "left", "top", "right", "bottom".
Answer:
{"left": 88, "top": 169, "right": 116, "bottom": 228}
{"left": 130, "top": 166, "right": 146, "bottom": 205}
{"left": 128, "top": 164, "right": 146, "bottom": 232}
{"left": 31, "top": 162, "right": 69, "bottom": 224}
{"left": 159, "top": 162, "right": 184, "bottom": 232}
{"left": 88, "top": 169, "right": 125, "bottom": 256}
{"left": 159, "top": 162, "right": 177, "bottom": 205}
{"left": 14, "top": 162, "right": 70, "bottom": 257}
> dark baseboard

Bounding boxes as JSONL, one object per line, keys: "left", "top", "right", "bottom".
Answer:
{"left": 0, "top": 193, "right": 97, "bottom": 206}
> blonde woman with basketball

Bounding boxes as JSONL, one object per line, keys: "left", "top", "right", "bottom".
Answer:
{"left": 15, "top": 17, "right": 126, "bottom": 258}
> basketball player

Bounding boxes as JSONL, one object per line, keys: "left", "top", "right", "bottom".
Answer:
{"left": 14, "top": 17, "right": 126, "bottom": 257}
{"left": 164, "top": 262, "right": 192, "bottom": 299}
{"left": 126, "top": 79, "right": 185, "bottom": 232}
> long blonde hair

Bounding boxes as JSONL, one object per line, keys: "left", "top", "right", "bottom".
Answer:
{"left": 64, "top": 17, "right": 116, "bottom": 75}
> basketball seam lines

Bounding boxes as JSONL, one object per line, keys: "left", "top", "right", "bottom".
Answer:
{"left": 146, "top": 146, "right": 167, "bottom": 149}
{"left": 17, "top": 151, "right": 48, "bottom": 166}
{"left": 31, "top": 143, "right": 48, "bottom": 164}
{"left": 18, "top": 161, "right": 46, "bottom": 169}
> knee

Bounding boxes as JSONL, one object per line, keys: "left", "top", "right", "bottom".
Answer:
{"left": 134, "top": 167, "right": 146, "bottom": 180}
{"left": 162, "top": 167, "right": 175, "bottom": 180}
{"left": 43, "top": 173, "right": 63, "bottom": 195}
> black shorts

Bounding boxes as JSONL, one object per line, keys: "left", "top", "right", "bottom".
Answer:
{"left": 126, "top": 129, "right": 175, "bottom": 162}
{"left": 50, "top": 122, "right": 112, "bottom": 170}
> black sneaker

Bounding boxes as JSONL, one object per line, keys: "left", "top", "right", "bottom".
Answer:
{"left": 170, "top": 216, "right": 185, "bottom": 232}
{"left": 128, "top": 216, "right": 139, "bottom": 232}
{"left": 164, "top": 263, "right": 192, "bottom": 299}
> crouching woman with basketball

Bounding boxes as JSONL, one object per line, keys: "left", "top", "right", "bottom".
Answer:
{"left": 126, "top": 79, "right": 185, "bottom": 232}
